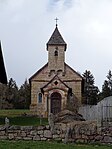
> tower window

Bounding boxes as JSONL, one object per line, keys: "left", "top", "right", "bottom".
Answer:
{"left": 54, "top": 50, "right": 58, "bottom": 56}
{"left": 38, "top": 93, "right": 42, "bottom": 103}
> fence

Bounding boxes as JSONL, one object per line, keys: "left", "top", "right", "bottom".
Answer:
{"left": 101, "top": 105, "right": 112, "bottom": 127}
{"left": 79, "top": 104, "right": 112, "bottom": 127}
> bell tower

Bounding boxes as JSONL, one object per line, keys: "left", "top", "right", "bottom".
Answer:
{"left": 46, "top": 24, "right": 67, "bottom": 76}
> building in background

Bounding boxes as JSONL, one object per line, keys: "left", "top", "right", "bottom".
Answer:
{"left": 0, "top": 41, "right": 7, "bottom": 84}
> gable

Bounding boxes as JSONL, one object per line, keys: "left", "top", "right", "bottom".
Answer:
{"left": 41, "top": 75, "right": 71, "bottom": 92}
{"left": 64, "top": 63, "right": 83, "bottom": 81}
{"left": 29, "top": 62, "right": 83, "bottom": 82}
{"left": 29, "top": 63, "right": 48, "bottom": 82}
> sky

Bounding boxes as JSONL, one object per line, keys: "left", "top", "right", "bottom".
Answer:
{"left": 0, "top": 0, "right": 112, "bottom": 91}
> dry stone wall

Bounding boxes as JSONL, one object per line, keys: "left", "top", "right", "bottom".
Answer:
{"left": 0, "top": 121, "right": 112, "bottom": 144}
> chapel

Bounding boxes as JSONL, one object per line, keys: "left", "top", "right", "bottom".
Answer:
{"left": 29, "top": 24, "right": 83, "bottom": 117}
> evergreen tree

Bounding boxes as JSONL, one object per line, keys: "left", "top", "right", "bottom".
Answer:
{"left": 0, "top": 78, "right": 18, "bottom": 109}
{"left": 18, "top": 79, "right": 31, "bottom": 109}
{"left": 100, "top": 70, "right": 112, "bottom": 100}
{"left": 83, "top": 70, "right": 94, "bottom": 85}
{"left": 82, "top": 70, "right": 99, "bottom": 105}
{"left": 0, "top": 78, "right": 31, "bottom": 109}
{"left": 102, "top": 80, "right": 111, "bottom": 98}
{"left": 6, "top": 78, "right": 19, "bottom": 103}
{"left": 107, "top": 70, "right": 112, "bottom": 94}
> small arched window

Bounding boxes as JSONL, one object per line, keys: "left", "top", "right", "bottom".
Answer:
{"left": 38, "top": 93, "right": 42, "bottom": 103}
{"left": 54, "top": 50, "right": 58, "bottom": 56}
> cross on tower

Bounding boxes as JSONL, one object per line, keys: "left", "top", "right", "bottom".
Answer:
{"left": 55, "top": 17, "right": 59, "bottom": 27}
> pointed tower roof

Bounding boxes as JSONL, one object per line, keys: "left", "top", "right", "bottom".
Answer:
{"left": 0, "top": 41, "right": 7, "bottom": 84}
{"left": 47, "top": 25, "right": 67, "bottom": 51}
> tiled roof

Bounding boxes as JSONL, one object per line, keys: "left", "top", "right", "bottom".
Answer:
{"left": 47, "top": 26, "right": 67, "bottom": 50}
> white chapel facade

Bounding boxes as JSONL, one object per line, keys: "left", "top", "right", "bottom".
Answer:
{"left": 29, "top": 24, "right": 83, "bottom": 117}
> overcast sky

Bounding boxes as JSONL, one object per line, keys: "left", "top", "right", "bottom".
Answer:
{"left": 0, "top": 0, "right": 112, "bottom": 90}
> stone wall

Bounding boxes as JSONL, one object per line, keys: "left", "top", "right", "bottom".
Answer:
{"left": 0, "top": 121, "right": 112, "bottom": 144}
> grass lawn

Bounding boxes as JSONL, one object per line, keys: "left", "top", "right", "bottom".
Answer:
{"left": 0, "top": 109, "right": 31, "bottom": 117}
{"left": 0, "top": 109, "right": 48, "bottom": 126}
{"left": 0, "top": 141, "right": 111, "bottom": 149}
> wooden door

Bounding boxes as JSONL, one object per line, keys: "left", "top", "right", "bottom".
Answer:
{"left": 51, "top": 92, "right": 61, "bottom": 115}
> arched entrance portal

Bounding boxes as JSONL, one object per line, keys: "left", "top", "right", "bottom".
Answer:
{"left": 51, "top": 92, "right": 61, "bottom": 115}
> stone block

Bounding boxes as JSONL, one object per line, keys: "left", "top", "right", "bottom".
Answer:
{"left": 76, "top": 139, "right": 85, "bottom": 143}
{"left": 21, "top": 132, "right": 26, "bottom": 137}
{"left": 0, "top": 136, "right": 8, "bottom": 139}
{"left": 0, "top": 126, "right": 6, "bottom": 131}
{"left": 13, "top": 133, "right": 17, "bottom": 137}
{"left": 54, "top": 123, "right": 61, "bottom": 131}
{"left": 27, "top": 135, "right": 33, "bottom": 138}
{"left": 37, "top": 126, "right": 45, "bottom": 130}
{"left": 33, "top": 135, "right": 40, "bottom": 141}
{"left": 88, "top": 135, "right": 94, "bottom": 140}
{"left": 7, "top": 130, "right": 14, "bottom": 133}
{"left": 21, "top": 126, "right": 33, "bottom": 131}
{"left": 53, "top": 134, "right": 59, "bottom": 139}
{"left": 23, "top": 137, "right": 32, "bottom": 140}
{"left": 0, "top": 131, "right": 5, "bottom": 136}
{"left": 102, "top": 136, "right": 112, "bottom": 143}
{"left": 44, "top": 130, "right": 52, "bottom": 138}
{"left": 38, "top": 130, "right": 43, "bottom": 135}
{"left": 57, "top": 130, "right": 60, "bottom": 135}
{"left": 60, "top": 123, "right": 67, "bottom": 132}
{"left": 30, "top": 130, "right": 37, "bottom": 136}
{"left": 60, "top": 134, "right": 65, "bottom": 139}
{"left": 9, "top": 134, "right": 14, "bottom": 140}
{"left": 41, "top": 137, "right": 47, "bottom": 141}
{"left": 68, "top": 138, "right": 75, "bottom": 142}
{"left": 46, "top": 125, "right": 50, "bottom": 130}
{"left": 15, "top": 137, "right": 22, "bottom": 140}
{"left": 40, "top": 135, "right": 43, "bottom": 138}
{"left": 54, "top": 138, "right": 62, "bottom": 141}
{"left": 47, "top": 139, "right": 52, "bottom": 141}
{"left": 95, "top": 135, "right": 103, "bottom": 141}
{"left": 61, "top": 137, "right": 64, "bottom": 141}
{"left": 9, "top": 126, "right": 21, "bottom": 130}
{"left": 81, "top": 134, "right": 88, "bottom": 140}
{"left": 75, "top": 134, "right": 81, "bottom": 139}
